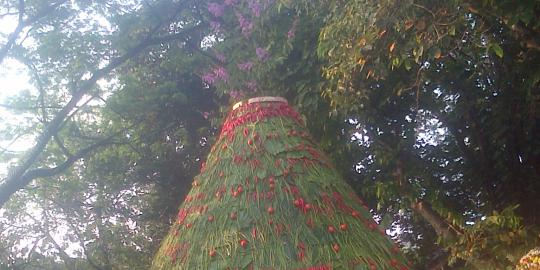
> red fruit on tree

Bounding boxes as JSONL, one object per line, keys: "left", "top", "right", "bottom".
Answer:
{"left": 267, "top": 206, "right": 274, "bottom": 214}
{"left": 209, "top": 249, "right": 216, "bottom": 257}
{"left": 340, "top": 223, "right": 348, "bottom": 231}
{"left": 230, "top": 212, "right": 237, "bottom": 220}
{"left": 208, "top": 215, "right": 214, "bottom": 222}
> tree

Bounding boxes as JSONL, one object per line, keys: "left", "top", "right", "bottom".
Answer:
{"left": 0, "top": 0, "right": 205, "bottom": 208}
{"left": 0, "top": 0, "right": 218, "bottom": 269}
{"left": 298, "top": 0, "right": 540, "bottom": 267}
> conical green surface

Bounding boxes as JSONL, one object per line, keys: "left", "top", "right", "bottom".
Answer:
{"left": 152, "top": 98, "right": 410, "bottom": 269}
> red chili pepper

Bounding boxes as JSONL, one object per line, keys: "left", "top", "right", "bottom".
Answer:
{"left": 327, "top": 225, "right": 336, "bottom": 233}
{"left": 298, "top": 250, "right": 305, "bottom": 261}
{"left": 294, "top": 198, "right": 303, "bottom": 208}
{"left": 306, "top": 218, "right": 314, "bottom": 228}
{"left": 332, "top": 243, "right": 340, "bottom": 252}
{"left": 239, "top": 239, "right": 248, "bottom": 248}
{"left": 209, "top": 249, "right": 216, "bottom": 257}
{"left": 340, "top": 223, "right": 348, "bottom": 231}
{"left": 267, "top": 206, "right": 274, "bottom": 214}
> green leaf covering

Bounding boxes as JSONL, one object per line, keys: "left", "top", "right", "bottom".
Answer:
{"left": 151, "top": 98, "right": 409, "bottom": 269}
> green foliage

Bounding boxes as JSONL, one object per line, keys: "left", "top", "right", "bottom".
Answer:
{"left": 1, "top": 0, "right": 539, "bottom": 269}
{"left": 448, "top": 206, "right": 534, "bottom": 269}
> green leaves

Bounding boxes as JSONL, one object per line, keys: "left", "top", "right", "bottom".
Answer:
{"left": 489, "top": 43, "right": 504, "bottom": 58}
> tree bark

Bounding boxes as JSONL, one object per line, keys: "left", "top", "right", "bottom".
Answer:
{"left": 410, "top": 200, "right": 457, "bottom": 242}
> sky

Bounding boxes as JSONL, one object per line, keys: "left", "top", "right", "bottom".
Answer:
{"left": 0, "top": 14, "right": 37, "bottom": 176}
{"left": 0, "top": 11, "right": 85, "bottom": 259}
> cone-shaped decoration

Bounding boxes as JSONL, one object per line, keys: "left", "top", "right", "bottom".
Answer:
{"left": 152, "top": 97, "right": 410, "bottom": 269}
{"left": 517, "top": 247, "right": 540, "bottom": 270}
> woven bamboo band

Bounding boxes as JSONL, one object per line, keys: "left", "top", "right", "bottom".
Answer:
{"left": 232, "top": 96, "right": 288, "bottom": 111}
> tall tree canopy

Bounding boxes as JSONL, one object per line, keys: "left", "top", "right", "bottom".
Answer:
{"left": 0, "top": 0, "right": 538, "bottom": 269}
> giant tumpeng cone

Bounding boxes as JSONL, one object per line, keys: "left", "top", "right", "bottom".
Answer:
{"left": 152, "top": 97, "right": 410, "bottom": 269}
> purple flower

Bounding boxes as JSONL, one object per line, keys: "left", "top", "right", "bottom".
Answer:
{"left": 287, "top": 30, "right": 295, "bottom": 39}
{"left": 248, "top": 0, "right": 261, "bottom": 17}
{"left": 246, "top": 81, "right": 258, "bottom": 92}
{"left": 215, "top": 52, "right": 226, "bottom": 63}
{"left": 287, "top": 17, "right": 299, "bottom": 40}
{"left": 213, "top": 66, "right": 229, "bottom": 82}
{"left": 256, "top": 47, "right": 269, "bottom": 61}
{"left": 202, "top": 73, "right": 216, "bottom": 85}
{"left": 210, "top": 21, "right": 221, "bottom": 32}
{"left": 236, "top": 12, "right": 254, "bottom": 37}
{"left": 224, "top": 0, "right": 238, "bottom": 6}
{"left": 237, "top": 61, "right": 254, "bottom": 71}
{"left": 208, "top": 3, "right": 225, "bottom": 17}
{"left": 229, "top": 89, "right": 243, "bottom": 99}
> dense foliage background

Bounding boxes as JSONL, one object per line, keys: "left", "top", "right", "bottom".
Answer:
{"left": 0, "top": 0, "right": 538, "bottom": 269}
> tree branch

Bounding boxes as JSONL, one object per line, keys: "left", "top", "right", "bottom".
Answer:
{"left": 0, "top": 20, "right": 203, "bottom": 208}
{"left": 19, "top": 135, "right": 115, "bottom": 184}
{"left": 0, "top": 0, "right": 68, "bottom": 64}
